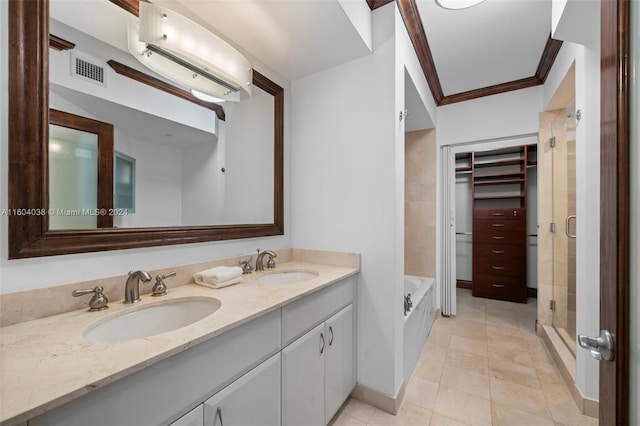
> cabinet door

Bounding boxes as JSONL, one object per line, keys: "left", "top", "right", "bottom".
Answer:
{"left": 171, "top": 405, "right": 204, "bottom": 426}
{"left": 203, "top": 354, "right": 280, "bottom": 426}
{"left": 282, "top": 323, "right": 326, "bottom": 426}
{"left": 324, "top": 304, "right": 355, "bottom": 423}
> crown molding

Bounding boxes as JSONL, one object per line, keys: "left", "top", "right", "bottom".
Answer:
{"left": 535, "top": 34, "right": 564, "bottom": 83}
{"left": 366, "top": 0, "right": 394, "bottom": 10}
{"left": 107, "top": 59, "right": 226, "bottom": 121}
{"left": 396, "top": 0, "right": 563, "bottom": 106}
{"left": 396, "top": 0, "right": 445, "bottom": 104}
{"left": 49, "top": 34, "right": 75, "bottom": 51}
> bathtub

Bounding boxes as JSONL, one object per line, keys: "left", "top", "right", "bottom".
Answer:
{"left": 403, "top": 275, "right": 436, "bottom": 380}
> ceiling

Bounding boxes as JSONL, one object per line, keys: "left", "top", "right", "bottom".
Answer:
{"left": 415, "top": 0, "right": 552, "bottom": 95}
{"left": 166, "top": 0, "right": 556, "bottom": 104}
{"left": 57, "top": 0, "right": 557, "bottom": 107}
{"left": 160, "top": 0, "right": 374, "bottom": 82}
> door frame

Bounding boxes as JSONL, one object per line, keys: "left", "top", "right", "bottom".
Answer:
{"left": 599, "top": 0, "right": 630, "bottom": 423}
{"left": 49, "top": 109, "right": 114, "bottom": 229}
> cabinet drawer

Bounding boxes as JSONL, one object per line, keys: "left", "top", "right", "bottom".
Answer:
{"left": 473, "top": 208, "right": 525, "bottom": 220}
{"left": 204, "top": 353, "right": 281, "bottom": 426}
{"left": 473, "top": 258, "right": 525, "bottom": 278}
{"left": 472, "top": 274, "right": 527, "bottom": 303}
{"left": 282, "top": 276, "right": 354, "bottom": 346}
{"left": 473, "top": 218, "right": 525, "bottom": 233}
{"left": 473, "top": 225, "right": 525, "bottom": 244}
{"left": 472, "top": 243, "right": 526, "bottom": 264}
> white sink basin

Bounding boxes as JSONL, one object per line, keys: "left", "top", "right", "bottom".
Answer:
{"left": 257, "top": 270, "right": 319, "bottom": 285}
{"left": 84, "top": 298, "right": 221, "bottom": 342}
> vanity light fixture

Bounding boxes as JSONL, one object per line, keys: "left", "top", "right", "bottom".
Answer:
{"left": 190, "top": 89, "right": 226, "bottom": 104}
{"left": 128, "top": 3, "right": 252, "bottom": 102}
{"left": 435, "top": 0, "right": 486, "bottom": 10}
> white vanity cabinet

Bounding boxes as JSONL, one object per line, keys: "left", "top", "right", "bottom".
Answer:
{"left": 203, "top": 353, "right": 281, "bottom": 426}
{"left": 27, "top": 275, "right": 356, "bottom": 426}
{"left": 281, "top": 277, "right": 355, "bottom": 426}
{"left": 324, "top": 304, "right": 355, "bottom": 420}
{"left": 30, "top": 310, "right": 281, "bottom": 426}
{"left": 282, "top": 323, "right": 326, "bottom": 426}
{"left": 171, "top": 405, "right": 204, "bottom": 426}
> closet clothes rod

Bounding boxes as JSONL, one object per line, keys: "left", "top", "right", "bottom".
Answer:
{"left": 456, "top": 232, "right": 472, "bottom": 236}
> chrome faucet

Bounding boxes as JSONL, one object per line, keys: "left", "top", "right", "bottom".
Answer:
{"left": 255, "top": 250, "right": 277, "bottom": 272}
{"left": 124, "top": 270, "right": 152, "bottom": 303}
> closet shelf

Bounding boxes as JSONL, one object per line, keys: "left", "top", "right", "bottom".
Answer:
{"left": 473, "top": 178, "right": 525, "bottom": 186}
{"left": 473, "top": 194, "right": 525, "bottom": 200}
{"left": 455, "top": 166, "right": 472, "bottom": 172}
{"left": 474, "top": 157, "right": 524, "bottom": 168}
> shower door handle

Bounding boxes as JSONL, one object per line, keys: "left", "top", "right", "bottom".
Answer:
{"left": 565, "top": 215, "right": 577, "bottom": 238}
{"left": 578, "top": 329, "right": 614, "bottom": 361}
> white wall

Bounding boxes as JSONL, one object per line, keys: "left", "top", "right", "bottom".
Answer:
{"left": 291, "top": 33, "right": 399, "bottom": 398}
{"left": 0, "top": 0, "right": 292, "bottom": 294}
{"left": 181, "top": 90, "right": 275, "bottom": 227}
{"left": 437, "top": 86, "right": 543, "bottom": 147}
{"left": 113, "top": 134, "right": 184, "bottom": 228}
{"left": 291, "top": 1, "right": 437, "bottom": 399}
{"left": 181, "top": 139, "right": 225, "bottom": 226}
{"left": 222, "top": 90, "right": 275, "bottom": 225}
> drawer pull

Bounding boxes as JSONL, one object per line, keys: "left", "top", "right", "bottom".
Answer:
{"left": 492, "top": 223, "right": 505, "bottom": 228}
{"left": 492, "top": 250, "right": 505, "bottom": 254}
{"left": 492, "top": 236, "right": 505, "bottom": 240}
{"left": 492, "top": 212, "right": 505, "bottom": 216}
{"left": 492, "top": 284, "right": 505, "bottom": 288}
{"left": 492, "top": 266, "right": 505, "bottom": 270}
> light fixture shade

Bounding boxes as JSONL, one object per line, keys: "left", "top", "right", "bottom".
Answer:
{"left": 435, "top": 0, "right": 486, "bottom": 10}
{"left": 128, "top": 3, "right": 252, "bottom": 102}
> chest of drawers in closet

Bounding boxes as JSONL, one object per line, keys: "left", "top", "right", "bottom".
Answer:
{"left": 472, "top": 208, "right": 527, "bottom": 303}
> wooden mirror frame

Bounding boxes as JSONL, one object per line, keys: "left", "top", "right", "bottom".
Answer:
{"left": 8, "top": 0, "right": 284, "bottom": 259}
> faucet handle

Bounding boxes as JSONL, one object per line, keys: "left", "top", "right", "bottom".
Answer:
{"left": 152, "top": 271, "right": 175, "bottom": 297}
{"left": 72, "top": 285, "right": 109, "bottom": 311}
{"left": 266, "top": 253, "right": 276, "bottom": 269}
{"left": 239, "top": 259, "right": 253, "bottom": 274}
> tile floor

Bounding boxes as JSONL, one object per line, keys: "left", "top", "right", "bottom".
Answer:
{"left": 330, "top": 289, "right": 598, "bottom": 426}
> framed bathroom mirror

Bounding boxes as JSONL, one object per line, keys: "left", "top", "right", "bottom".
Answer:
{"left": 7, "top": 0, "right": 284, "bottom": 259}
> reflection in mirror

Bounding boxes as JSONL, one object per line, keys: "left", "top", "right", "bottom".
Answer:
{"left": 48, "top": 0, "right": 274, "bottom": 230}
{"left": 49, "top": 108, "right": 114, "bottom": 229}
{"left": 49, "top": 123, "right": 99, "bottom": 229}
{"left": 7, "top": 0, "right": 284, "bottom": 259}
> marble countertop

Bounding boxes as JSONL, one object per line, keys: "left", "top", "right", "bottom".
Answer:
{"left": 0, "top": 261, "right": 358, "bottom": 425}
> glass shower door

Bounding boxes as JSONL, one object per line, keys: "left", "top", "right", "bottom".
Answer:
{"left": 551, "top": 104, "right": 578, "bottom": 355}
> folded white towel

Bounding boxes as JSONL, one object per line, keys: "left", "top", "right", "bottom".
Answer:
{"left": 194, "top": 266, "right": 243, "bottom": 284}
{"left": 195, "top": 275, "right": 242, "bottom": 289}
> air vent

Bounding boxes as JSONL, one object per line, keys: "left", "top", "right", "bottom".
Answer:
{"left": 71, "top": 52, "right": 107, "bottom": 87}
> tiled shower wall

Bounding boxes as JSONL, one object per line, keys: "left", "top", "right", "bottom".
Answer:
{"left": 405, "top": 129, "right": 436, "bottom": 278}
